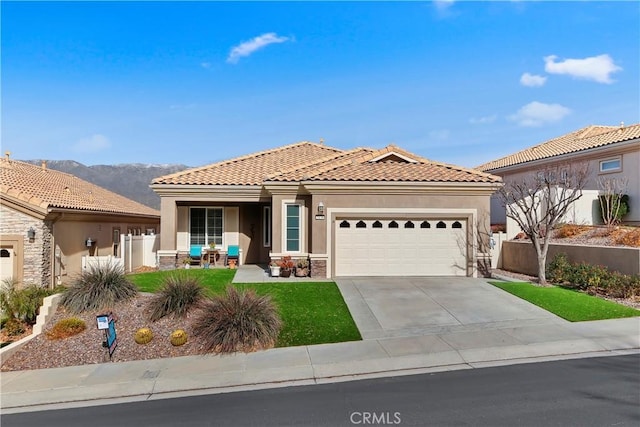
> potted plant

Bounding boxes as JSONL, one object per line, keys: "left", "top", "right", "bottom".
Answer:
{"left": 182, "top": 257, "right": 191, "bottom": 269}
{"left": 278, "top": 256, "right": 294, "bottom": 277}
{"left": 269, "top": 260, "right": 280, "bottom": 277}
{"left": 295, "top": 258, "right": 309, "bottom": 277}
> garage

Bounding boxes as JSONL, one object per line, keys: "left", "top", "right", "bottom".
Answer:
{"left": 334, "top": 218, "right": 467, "bottom": 276}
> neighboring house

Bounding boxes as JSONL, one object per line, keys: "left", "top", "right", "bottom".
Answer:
{"left": 151, "top": 142, "right": 501, "bottom": 278}
{"left": 478, "top": 123, "right": 640, "bottom": 235}
{"left": 0, "top": 155, "right": 160, "bottom": 288}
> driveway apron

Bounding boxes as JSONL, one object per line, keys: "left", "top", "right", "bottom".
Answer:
{"left": 335, "top": 277, "right": 564, "bottom": 340}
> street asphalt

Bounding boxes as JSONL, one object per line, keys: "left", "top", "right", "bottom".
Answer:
{"left": 1, "top": 269, "right": 639, "bottom": 414}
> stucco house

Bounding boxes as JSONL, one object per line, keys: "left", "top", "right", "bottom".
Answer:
{"left": 478, "top": 123, "right": 640, "bottom": 235}
{"left": 0, "top": 155, "right": 160, "bottom": 288}
{"left": 151, "top": 141, "right": 501, "bottom": 278}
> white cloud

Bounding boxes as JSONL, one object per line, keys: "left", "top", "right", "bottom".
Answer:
{"left": 429, "top": 129, "right": 450, "bottom": 141}
{"left": 543, "top": 54, "right": 622, "bottom": 84}
{"left": 434, "top": 0, "right": 455, "bottom": 11}
{"left": 508, "top": 101, "right": 571, "bottom": 127}
{"left": 520, "top": 73, "right": 547, "bottom": 87}
{"left": 72, "top": 134, "right": 111, "bottom": 152}
{"left": 469, "top": 115, "right": 497, "bottom": 125}
{"left": 200, "top": 62, "right": 211, "bottom": 69}
{"left": 227, "top": 32, "right": 290, "bottom": 64}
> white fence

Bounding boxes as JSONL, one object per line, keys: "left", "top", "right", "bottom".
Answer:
{"left": 490, "top": 232, "right": 507, "bottom": 269}
{"left": 120, "top": 234, "right": 160, "bottom": 273}
{"left": 81, "top": 255, "right": 124, "bottom": 271}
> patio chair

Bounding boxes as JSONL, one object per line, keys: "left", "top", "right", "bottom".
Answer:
{"left": 226, "top": 245, "right": 239, "bottom": 267}
{"left": 189, "top": 245, "right": 203, "bottom": 266}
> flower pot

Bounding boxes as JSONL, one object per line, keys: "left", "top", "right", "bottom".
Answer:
{"left": 280, "top": 269, "right": 292, "bottom": 278}
{"left": 294, "top": 267, "right": 309, "bottom": 277}
{"left": 270, "top": 266, "right": 281, "bottom": 277}
{"left": 228, "top": 259, "right": 237, "bottom": 269}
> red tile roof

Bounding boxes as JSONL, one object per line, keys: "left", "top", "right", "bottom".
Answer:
{"left": 1, "top": 158, "right": 159, "bottom": 217}
{"left": 154, "top": 142, "right": 500, "bottom": 186}
{"left": 477, "top": 123, "right": 640, "bottom": 172}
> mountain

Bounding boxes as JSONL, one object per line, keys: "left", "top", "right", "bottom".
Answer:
{"left": 21, "top": 160, "right": 190, "bottom": 210}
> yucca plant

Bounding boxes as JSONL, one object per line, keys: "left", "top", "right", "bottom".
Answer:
{"left": 61, "top": 261, "right": 137, "bottom": 313}
{"left": 146, "top": 272, "right": 205, "bottom": 321}
{"left": 193, "top": 287, "right": 282, "bottom": 353}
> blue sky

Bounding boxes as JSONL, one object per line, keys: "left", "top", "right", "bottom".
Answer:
{"left": 2, "top": 1, "right": 639, "bottom": 168}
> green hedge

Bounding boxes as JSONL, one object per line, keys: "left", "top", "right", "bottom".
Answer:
{"left": 547, "top": 253, "right": 640, "bottom": 299}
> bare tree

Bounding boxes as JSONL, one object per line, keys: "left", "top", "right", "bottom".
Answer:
{"left": 597, "top": 176, "right": 629, "bottom": 229}
{"left": 497, "top": 163, "right": 589, "bottom": 284}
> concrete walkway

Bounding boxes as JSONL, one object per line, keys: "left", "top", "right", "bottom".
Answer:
{"left": 1, "top": 274, "right": 639, "bottom": 413}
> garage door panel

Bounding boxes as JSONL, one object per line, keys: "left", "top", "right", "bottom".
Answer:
{"left": 335, "top": 218, "right": 467, "bottom": 277}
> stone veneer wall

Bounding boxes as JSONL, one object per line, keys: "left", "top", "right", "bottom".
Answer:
{"left": 0, "top": 205, "right": 49, "bottom": 287}
{"left": 310, "top": 259, "right": 326, "bottom": 278}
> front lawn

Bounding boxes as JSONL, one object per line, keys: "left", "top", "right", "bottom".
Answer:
{"left": 128, "top": 269, "right": 362, "bottom": 347}
{"left": 490, "top": 281, "right": 640, "bottom": 322}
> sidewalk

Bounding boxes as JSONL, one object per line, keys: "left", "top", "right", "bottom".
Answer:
{"left": 2, "top": 314, "right": 638, "bottom": 413}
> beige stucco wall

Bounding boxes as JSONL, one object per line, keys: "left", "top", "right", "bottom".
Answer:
{"left": 501, "top": 240, "right": 640, "bottom": 276}
{"left": 490, "top": 142, "right": 640, "bottom": 229}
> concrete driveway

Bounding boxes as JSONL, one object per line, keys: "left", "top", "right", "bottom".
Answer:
{"left": 336, "top": 277, "right": 563, "bottom": 340}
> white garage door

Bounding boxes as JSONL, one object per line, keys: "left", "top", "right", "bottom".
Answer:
{"left": 335, "top": 219, "right": 467, "bottom": 276}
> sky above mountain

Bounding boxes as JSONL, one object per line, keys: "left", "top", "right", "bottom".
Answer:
{"left": 2, "top": 1, "right": 638, "bottom": 168}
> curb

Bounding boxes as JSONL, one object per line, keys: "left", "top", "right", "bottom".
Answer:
{"left": 0, "top": 294, "right": 61, "bottom": 365}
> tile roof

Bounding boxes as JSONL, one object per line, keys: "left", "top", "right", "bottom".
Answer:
{"left": 303, "top": 145, "right": 501, "bottom": 183}
{"left": 152, "top": 141, "right": 344, "bottom": 185}
{"left": 154, "top": 141, "right": 500, "bottom": 186}
{"left": 477, "top": 123, "right": 640, "bottom": 172}
{"left": 1, "top": 158, "right": 159, "bottom": 217}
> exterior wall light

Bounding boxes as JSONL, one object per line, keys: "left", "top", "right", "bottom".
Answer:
{"left": 27, "top": 227, "right": 36, "bottom": 241}
{"left": 317, "top": 202, "right": 325, "bottom": 215}
{"left": 85, "top": 238, "right": 94, "bottom": 247}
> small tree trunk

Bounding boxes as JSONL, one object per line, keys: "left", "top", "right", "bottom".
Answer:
{"left": 537, "top": 256, "right": 547, "bottom": 285}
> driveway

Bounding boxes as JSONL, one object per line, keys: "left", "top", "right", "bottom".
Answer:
{"left": 336, "top": 277, "right": 563, "bottom": 340}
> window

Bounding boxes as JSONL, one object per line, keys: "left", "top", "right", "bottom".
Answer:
{"left": 356, "top": 221, "right": 367, "bottom": 228}
{"left": 420, "top": 221, "right": 431, "bottom": 229}
{"left": 285, "top": 204, "right": 300, "bottom": 252}
{"left": 263, "top": 206, "right": 271, "bottom": 247}
{"left": 190, "top": 208, "right": 223, "bottom": 247}
{"left": 339, "top": 220, "right": 351, "bottom": 228}
{"left": 599, "top": 158, "right": 621, "bottom": 173}
{"left": 436, "top": 221, "right": 447, "bottom": 229}
{"left": 404, "top": 221, "right": 415, "bottom": 228}
{"left": 452, "top": 221, "right": 462, "bottom": 229}
{"left": 372, "top": 221, "right": 383, "bottom": 228}
{"left": 388, "top": 221, "right": 399, "bottom": 228}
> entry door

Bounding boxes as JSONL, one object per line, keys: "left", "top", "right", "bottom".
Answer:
{"left": 0, "top": 247, "right": 14, "bottom": 282}
{"left": 335, "top": 219, "right": 467, "bottom": 276}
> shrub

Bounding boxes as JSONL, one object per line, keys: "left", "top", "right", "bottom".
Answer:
{"left": 3, "top": 318, "right": 26, "bottom": 337}
{"left": 0, "top": 279, "right": 53, "bottom": 324}
{"left": 134, "top": 327, "right": 154, "bottom": 344}
{"left": 193, "top": 287, "right": 282, "bottom": 354}
{"left": 146, "top": 273, "right": 204, "bottom": 322}
{"left": 61, "top": 261, "right": 137, "bottom": 314}
{"left": 598, "top": 194, "right": 629, "bottom": 225}
{"left": 46, "top": 317, "right": 86, "bottom": 340}
{"left": 547, "top": 253, "right": 572, "bottom": 284}
{"left": 554, "top": 223, "right": 589, "bottom": 238}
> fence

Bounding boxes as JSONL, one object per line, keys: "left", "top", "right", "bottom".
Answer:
{"left": 120, "top": 233, "right": 160, "bottom": 273}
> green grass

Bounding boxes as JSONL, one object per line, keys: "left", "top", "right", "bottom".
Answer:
{"left": 490, "top": 281, "right": 640, "bottom": 322}
{"left": 128, "top": 269, "right": 362, "bottom": 347}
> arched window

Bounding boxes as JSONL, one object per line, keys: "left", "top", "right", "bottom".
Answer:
{"left": 452, "top": 221, "right": 462, "bottom": 229}
{"left": 404, "top": 221, "right": 415, "bottom": 228}
{"left": 388, "top": 221, "right": 399, "bottom": 228}
{"left": 372, "top": 221, "right": 383, "bottom": 228}
{"left": 339, "top": 220, "right": 351, "bottom": 228}
{"left": 420, "top": 221, "right": 431, "bottom": 229}
{"left": 436, "top": 221, "right": 446, "bottom": 229}
{"left": 0, "top": 249, "right": 10, "bottom": 257}
{"left": 356, "top": 220, "right": 367, "bottom": 228}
